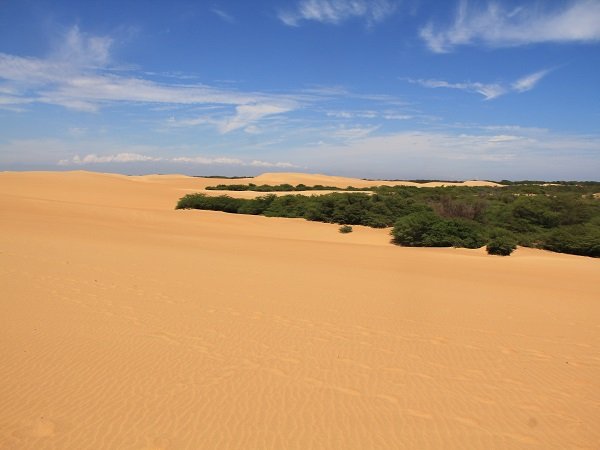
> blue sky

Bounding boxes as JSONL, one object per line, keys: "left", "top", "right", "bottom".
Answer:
{"left": 1, "top": 0, "right": 599, "bottom": 180}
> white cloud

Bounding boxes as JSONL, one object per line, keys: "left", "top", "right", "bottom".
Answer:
{"left": 218, "top": 103, "right": 294, "bottom": 133}
{"left": 279, "top": 0, "right": 397, "bottom": 26}
{"left": 478, "top": 124, "right": 549, "bottom": 134}
{"left": 244, "top": 125, "right": 262, "bottom": 134}
{"left": 56, "top": 152, "right": 298, "bottom": 168}
{"left": 0, "top": 26, "right": 298, "bottom": 127}
{"left": 382, "top": 113, "right": 412, "bottom": 120}
{"left": 512, "top": 69, "right": 551, "bottom": 93}
{"left": 59, "top": 153, "right": 162, "bottom": 165}
{"left": 410, "top": 69, "right": 550, "bottom": 100}
{"left": 167, "top": 102, "right": 295, "bottom": 134}
{"left": 249, "top": 160, "right": 297, "bottom": 168}
{"left": 421, "top": 0, "right": 600, "bottom": 53}
{"left": 413, "top": 78, "right": 506, "bottom": 100}
{"left": 52, "top": 26, "right": 113, "bottom": 67}
{"left": 326, "top": 109, "right": 412, "bottom": 120}
{"left": 171, "top": 156, "right": 243, "bottom": 165}
{"left": 331, "top": 125, "right": 379, "bottom": 140}
{"left": 0, "top": 94, "right": 32, "bottom": 106}
{"left": 288, "top": 128, "right": 600, "bottom": 179}
{"left": 211, "top": 8, "right": 235, "bottom": 24}
{"left": 487, "top": 135, "right": 521, "bottom": 143}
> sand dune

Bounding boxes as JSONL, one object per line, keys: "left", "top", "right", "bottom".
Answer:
{"left": 1, "top": 170, "right": 598, "bottom": 449}
{"left": 188, "top": 172, "right": 502, "bottom": 198}
{"left": 246, "top": 172, "right": 501, "bottom": 188}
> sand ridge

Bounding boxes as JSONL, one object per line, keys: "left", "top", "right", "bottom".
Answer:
{"left": 1, "top": 170, "right": 599, "bottom": 449}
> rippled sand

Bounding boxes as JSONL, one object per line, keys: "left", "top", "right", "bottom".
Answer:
{"left": 1, "top": 171, "right": 598, "bottom": 449}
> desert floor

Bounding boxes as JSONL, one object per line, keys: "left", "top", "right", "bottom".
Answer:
{"left": 1, "top": 171, "right": 598, "bottom": 449}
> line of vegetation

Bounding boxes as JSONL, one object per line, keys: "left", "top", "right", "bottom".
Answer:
{"left": 194, "top": 175, "right": 252, "bottom": 179}
{"left": 177, "top": 183, "right": 600, "bottom": 257}
{"left": 205, "top": 183, "right": 373, "bottom": 192}
{"left": 497, "top": 180, "right": 600, "bottom": 186}
{"left": 362, "top": 178, "right": 464, "bottom": 184}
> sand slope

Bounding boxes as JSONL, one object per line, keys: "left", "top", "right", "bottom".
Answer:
{"left": 1, "top": 171, "right": 598, "bottom": 449}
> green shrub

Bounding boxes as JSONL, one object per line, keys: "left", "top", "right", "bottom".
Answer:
{"left": 423, "top": 219, "right": 485, "bottom": 248}
{"left": 391, "top": 211, "right": 440, "bottom": 246}
{"left": 541, "top": 225, "right": 600, "bottom": 257}
{"left": 486, "top": 237, "right": 517, "bottom": 256}
{"left": 391, "top": 212, "right": 484, "bottom": 248}
{"left": 339, "top": 225, "right": 353, "bottom": 233}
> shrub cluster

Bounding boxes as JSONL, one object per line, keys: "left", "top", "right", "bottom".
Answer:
{"left": 391, "top": 211, "right": 485, "bottom": 248}
{"left": 177, "top": 182, "right": 600, "bottom": 257}
{"left": 486, "top": 238, "right": 517, "bottom": 256}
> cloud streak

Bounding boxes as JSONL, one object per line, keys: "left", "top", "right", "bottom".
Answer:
{"left": 410, "top": 69, "right": 550, "bottom": 100}
{"left": 512, "top": 69, "right": 551, "bottom": 93}
{"left": 211, "top": 7, "right": 235, "bottom": 24}
{"left": 421, "top": 0, "right": 600, "bottom": 53}
{"left": 279, "top": 0, "right": 397, "bottom": 26}
{"left": 58, "top": 152, "right": 298, "bottom": 168}
{"left": 0, "top": 26, "right": 298, "bottom": 131}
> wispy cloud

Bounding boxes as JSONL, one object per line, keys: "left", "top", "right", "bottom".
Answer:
{"left": 512, "top": 69, "right": 551, "bottom": 93}
{"left": 409, "top": 69, "right": 551, "bottom": 100}
{"left": 487, "top": 134, "right": 522, "bottom": 143}
{"left": 60, "top": 153, "right": 161, "bottom": 165}
{"left": 278, "top": 0, "right": 397, "bottom": 27}
{"left": 331, "top": 125, "right": 380, "bottom": 140}
{"left": 211, "top": 7, "right": 235, "bottom": 24}
{"left": 58, "top": 152, "right": 298, "bottom": 168}
{"left": 166, "top": 102, "right": 295, "bottom": 134}
{"left": 248, "top": 160, "right": 297, "bottom": 168}
{"left": 421, "top": 0, "right": 600, "bottom": 53}
{"left": 218, "top": 103, "right": 294, "bottom": 133}
{"left": 0, "top": 26, "right": 298, "bottom": 131}
{"left": 412, "top": 78, "right": 506, "bottom": 100}
{"left": 51, "top": 25, "right": 113, "bottom": 66}
{"left": 326, "top": 109, "right": 412, "bottom": 120}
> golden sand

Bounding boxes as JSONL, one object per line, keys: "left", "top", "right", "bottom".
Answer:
{"left": 1, "top": 171, "right": 598, "bottom": 449}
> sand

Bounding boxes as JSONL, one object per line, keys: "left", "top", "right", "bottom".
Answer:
{"left": 0, "top": 170, "right": 598, "bottom": 449}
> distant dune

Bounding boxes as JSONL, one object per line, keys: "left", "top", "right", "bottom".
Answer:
{"left": 1, "top": 170, "right": 598, "bottom": 449}
{"left": 192, "top": 171, "right": 502, "bottom": 198}
{"left": 250, "top": 172, "right": 501, "bottom": 188}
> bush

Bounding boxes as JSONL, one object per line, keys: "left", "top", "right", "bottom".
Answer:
{"left": 424, "top": 219, "right": 485, "bottom": 248}
{"left": 339, "top": 225, "right": 353, "bottom": 233}
{"left": 391, "top": 212, "right": 485, "bottom": 248}
{"left": 486, "top": 237, "right": 517, "bottom": 256}
{"left": 391, "top": 211, "right": 440, "bottom": 246}
{"left": 176, "top": 193, "right": 242, "bottom": 212}
{"left": 541, "top": 225, "right": 600, "bottom": 257}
